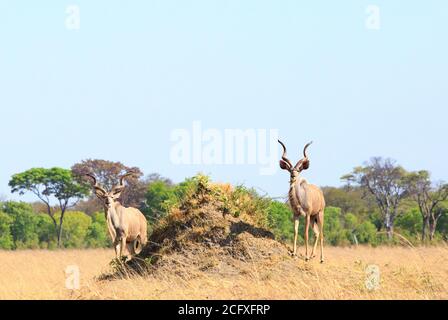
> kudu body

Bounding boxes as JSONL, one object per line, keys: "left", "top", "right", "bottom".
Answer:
{"left": 86, "top": 172, "right": 148, "bottom": 260}
{"left": 278, "top": 140, "right": 325, "bottom": 262}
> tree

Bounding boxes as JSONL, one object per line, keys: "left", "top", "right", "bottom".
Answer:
{"left": 71, "top": 159, "right": 146, "bottom": 211}
{"left": 405, "top": 171, "right": 448, "bottom": 241}
{"left": 438, "top": 203, "right": 448, "bottom": 240}
{"left": 342, "top": 157, "right": 408, "bottom": 239}
{"left": 9, "top": 168, "right": 89, "bottom": 247}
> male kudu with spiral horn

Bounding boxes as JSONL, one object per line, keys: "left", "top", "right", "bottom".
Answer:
{"left": 85, "top": 172, "right": 148, "bottom": 260}
{"left": 278, "top": 140, "right": 326, "bottom": 263}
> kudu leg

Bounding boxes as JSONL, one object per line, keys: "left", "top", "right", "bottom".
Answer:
{"left": 114, "top": 240, "right": 121, "bottom": 259}
{"left": 119, "top": 237, "right": 126, "bottom": 258}
{"left": 292, "top": 216, "right": 300, "bottom": 256}
{"left": 311, "top": 221, "right": 320, "bottom": 259}
{"left": 304, "top": 215, "right": 311, "bottom": 261}
{"left": 318, "top": 211, "right": 325, "bottom": 263}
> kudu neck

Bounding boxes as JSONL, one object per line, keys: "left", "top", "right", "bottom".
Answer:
{"left": 104, "top": 201, "right": 123, "bottom": 212}
{"left": 288, "top": 174, "right": 303, "bottom": 216}
{"left": 290, "top": 174, "right": 307, "bottom": 191}
{"left": 290, "top": 174, "right": 299, "bottom": 185}
{"left": 105, "top": 202, "right": 123, "bottom": 229}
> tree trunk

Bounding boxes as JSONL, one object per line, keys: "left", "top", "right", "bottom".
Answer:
{"left": 57, "top": 225, "right": 63, "bottom": 247}
{"left": 429, "top": 219, "right": 437, "bottom": 241}
{"left": 45, "top": 204, "right": 58, "bottom": 238}
{"left": 384, "top": 211, "right": 394, "bottom": 240}
{"left": 57, "top": 211, "right": 65, "bottom": 248}
{"left": 386, "top": 224, "right": 393, "bottom": 240}
{"left": 421, "top": 216, "right": 429, "bottom": 243}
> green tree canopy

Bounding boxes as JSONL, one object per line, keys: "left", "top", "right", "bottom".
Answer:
{"left": 9, "top": 167, "right": 89, "bottom": 247}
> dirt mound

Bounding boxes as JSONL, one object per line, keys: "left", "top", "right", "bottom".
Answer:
{"left": 116, "top": 176, "right": 291, "bottom": 278}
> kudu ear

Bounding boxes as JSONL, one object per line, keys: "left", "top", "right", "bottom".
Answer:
{"left": 111, "top": 185, "right": 125, "bottom": 199}
{"left": 94, "top": 187, "right": 107, "bottom": 199}
{"left": 279, "top": 159, "right": 292, "bottom": 171}
{"left": 294, "top": 158, "right": 310, "bottom": 172}
{"left": 302, "top": 159, "right": 310, "bottom": 170}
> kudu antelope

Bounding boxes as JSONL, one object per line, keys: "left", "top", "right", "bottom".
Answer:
{"left": 86, "top": 172, "right": 148, "bottom": 260}
{"left": 278, "top": 140, "right": 326, "bottom": 263}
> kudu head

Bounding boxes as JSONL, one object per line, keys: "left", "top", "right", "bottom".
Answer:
{"left": 85, "top": 172, "right": 135, "bottom": 209}
{"left": 278, "top": 140, "right": 312, "bottom": 181}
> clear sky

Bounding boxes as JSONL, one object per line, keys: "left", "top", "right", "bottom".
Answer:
{"left": 0, "top": 1, "right": 447, "bottom": 201}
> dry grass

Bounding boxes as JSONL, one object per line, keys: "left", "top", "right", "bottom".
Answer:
{"left": 1, "top": 246, "right": 447, "bottom": 300}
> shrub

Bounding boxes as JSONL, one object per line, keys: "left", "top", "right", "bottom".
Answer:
{"left": 267, "top": 201, "right": 295, "bottom": 242}
{"left": 56, "top": 211, "right": 92, "bottom": 248}
{"left": 324, "top": 207, "right": 350, "bottom": 245}
{"left": 35, "top": 214, "right": 57, "bottom": 248}
{"left": 356, "top": 221, "right": 378, "bottom": 245}
{"left": 0, "top": 211, "right": 14, "bottom": 249}
{"left": 86, "top": 212, "right": 110, "bottom": 248}
{"left": 395, "top": 208, "right": 422, "bottom": 236}
{"left": 2, "top": 201, "right": 40, "bottom": 249}
{"left": 143, "top": 180, "right": 176, "bottom": 223}
{"left": 344, "top": 213, "right": 358, "bottom": 230}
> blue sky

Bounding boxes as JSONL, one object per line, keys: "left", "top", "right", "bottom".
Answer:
{"left": 0, "top": 1, "right": 447, "bottom": 201}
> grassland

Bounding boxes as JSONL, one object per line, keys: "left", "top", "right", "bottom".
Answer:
{"left": 1, "top": 246, "right": 447, "bottom": 300}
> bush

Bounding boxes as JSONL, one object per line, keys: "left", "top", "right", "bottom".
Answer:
{"left": 142, "top": 174, "right": 202, "bottom": 226}
{"left": 324, "top": 207, "right": 350, "bottom": 245}
{"left": 35, "top": 214, "right": 57, "bottom": 248}
{"left": 143, "top": 180, "right": 176, "bottom": 223}
{"left": 344, "top": 213, "right": 358, "bottom": 230}
{"left": 57, "top": 211, "right": 92, "bottom": 248}
{"left": 355, "top": 221, "right": 378, "bottom": 245}
{"left": 0, "top": 211, "right": 14, "bottom": 249}
{"left": 267, "top": 201, "right": 295, "bottom": 242}
{"left": 2, "top": 201, "right": 40, "bottom": 249}
{"left": 86, "top": 212, "right": 110, "bottom": 248}
{"left": 396, "top": 208, "right": 422, "bottom": 236}
{"left": 218, "top": 184, "right": 271, "bottom": 228}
